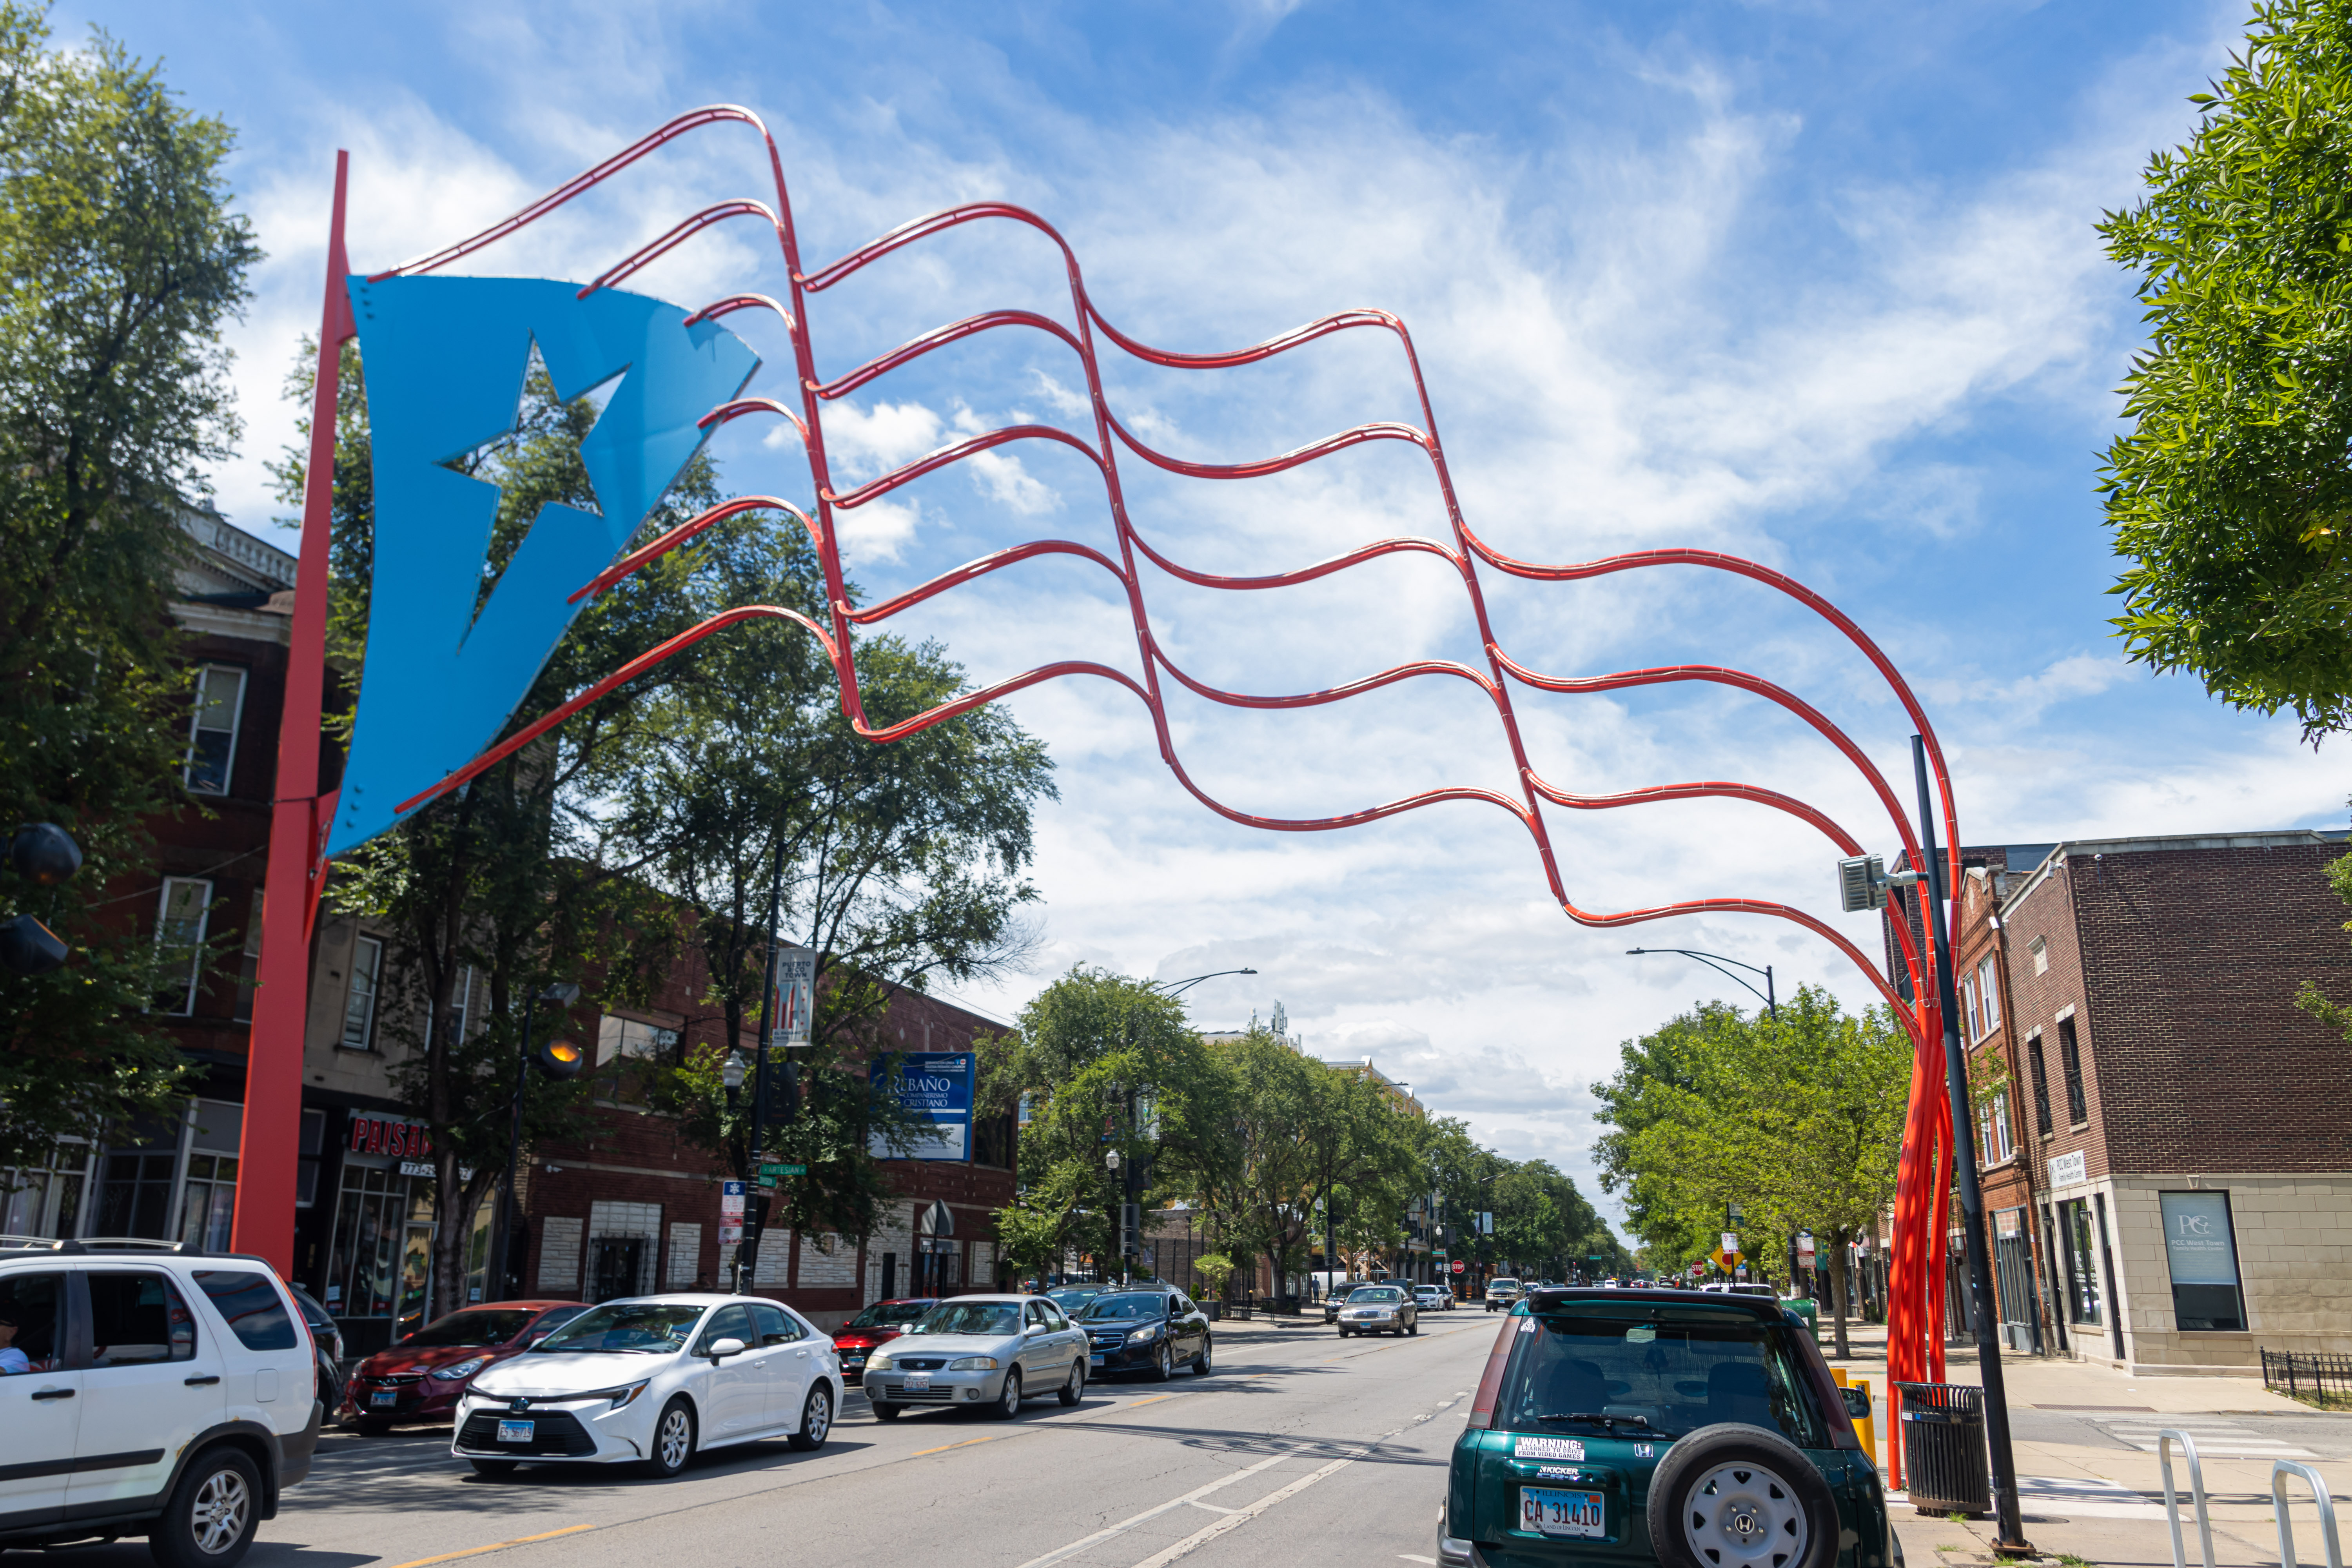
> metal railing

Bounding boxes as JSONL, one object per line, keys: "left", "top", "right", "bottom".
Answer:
{"left": 2273, "top": 1460, "right": 2344, "bottom": 1568}
{"left": 2157, "top": 1430, "right": 2215, "bottom": 1568}
{"left": 2264, "top": 1349, "right": 2352, "bottom": 1405}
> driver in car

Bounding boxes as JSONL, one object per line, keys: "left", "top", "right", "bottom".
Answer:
{"left": 0, "top": 1308, "right": 27, "bottom": 1375}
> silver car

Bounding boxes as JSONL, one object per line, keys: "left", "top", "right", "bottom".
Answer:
{"left": 864, "top": 1296, "right": 1089, "bottom": 1420}
{"left": 1335, "top": 1283, "right": 1417, "bottom": 1338}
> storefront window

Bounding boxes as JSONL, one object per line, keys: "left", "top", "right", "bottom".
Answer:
{"left": 2160, "top": 1192, "right": 2245, "bottom": 1332}
{"left": 2060, "top": 1197, "right": 2102, "bottom": 1326}
{"left": 327, "top": 1160, "right": 434, "bottom": 1346}
{"left": 95, "top": 1151, "right": 177, "bottom": 1238}
{"left": 0, "top": 1154, "right": 87, "bottom": 1239}
{"left": 179, "top": 1154, "right": 239, "bottom": 1252}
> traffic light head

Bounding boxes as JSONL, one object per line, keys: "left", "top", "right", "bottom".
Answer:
{"left": 0, "top": 913, "right": 68, "bottom": 976}
{"left": 534, "top": 1037, "right": 586, "bottom": 1080}
{"left": 10, "top": 824, "right": 82, "bottom": 888}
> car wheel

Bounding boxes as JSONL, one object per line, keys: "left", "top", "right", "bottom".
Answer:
{"left": 468, "top": 1459, "right": 519, "bottom": 1479}
{"left": 1408, "top": 1318, "right": 1419, "bottom": 1336}
{"left": 1337, "top": 1326, "right": 1352, "bottom": 1338}
{"left": 1058, "top": 1358, "right": 1086, "bottom": 1406}
{"left": 1149, "top": 1344, "right": 1173, "bottom": 1383}
{"left": 1647, "top": 1424, "right": 1839, "bottom": 1568}
{"left": 788, "top": 1385, "right": 833, "bottom": 1452}
{"left": 871, "top": 1401, "right": 903, "bottom": 1421}
{"left": 1192, "top": 1337, "right": 1211, "bottom": 1376}
{"left": 643, "top": 1397, "right": 696, "bottom": 1479}
{"left": 989, "top": 1367, "right": 1023, "bottom": 1420}
{"left": 147, "top": 1445, "right": 259, "bottom": 1568}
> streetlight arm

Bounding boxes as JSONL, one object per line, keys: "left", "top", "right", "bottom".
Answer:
{"left": 1155, "top": 967, "right": 1258, "bottom": 998}
{"left": 1626, "top": 948, "right": 1777, "bottom": 1015}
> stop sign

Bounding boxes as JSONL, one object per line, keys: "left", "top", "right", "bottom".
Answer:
{"left": 1450, "top": 1260, "right": 1465, "bottom": 1273}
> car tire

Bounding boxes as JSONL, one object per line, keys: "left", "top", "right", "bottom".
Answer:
{"left": 788, "top": 1385, "right": 833, "bottom": 1452}
{"left": 147, "top": 1445, "right": 260, "bottom": 1568}
{"left": 1337, "top": 1326, "right": 1352, "bottom": 1338}
{"left": 1408, "top": 1319, "right": 1419, "bottom": 1336}
{"left": 989, "top": 1368, "right": 1023, "bottom": 1420}
{"left": 1646, "top": 1423, "right": 1839, "bottom": 1568}
{"left": 1058, "top": 1359, "right": 1085, "bottom": 1406}
{"left": 871, "top": 1401, "right": 903, "bottom": 1421}
{"left": 643, "top": 1397, "right": 696, "bottom": 1479}
{"left": 1192, "top": 1338, "right": 1210, "bottom": 1376}
{"left": 1149, "top": 1344, "right": 1172, "bottom": 1383}
{"left": 468, "top": 1459, "right": 519, "bottom": 1478}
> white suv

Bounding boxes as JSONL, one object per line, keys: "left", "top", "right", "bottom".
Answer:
{"left": 0, "top": 1240, "right": 320, "bottom": 1567}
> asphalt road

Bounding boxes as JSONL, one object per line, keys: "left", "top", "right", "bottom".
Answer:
{"left": 86, "top": 1310, "right": 1506, "bottom": 1568}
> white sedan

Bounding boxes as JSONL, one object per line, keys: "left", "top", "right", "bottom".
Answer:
{"left": 1413, "top": 1284, "right": 1452, "bottom": 1312}
{"left": 454, "top": 1294, "right": 844, "bottom": 1478}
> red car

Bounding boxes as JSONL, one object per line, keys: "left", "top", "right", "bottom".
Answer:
{"left": 343, "top": 1299, "right": 589, "bottom": 1430}
{"left": 831, "top": 1297, "right": 938, "bottom": 1384}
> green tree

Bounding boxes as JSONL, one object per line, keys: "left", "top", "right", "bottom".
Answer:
{"left": 2098, "top": 0, "right": 2352, "bottom": 741}
{"left": 0, "top": 5, "right": 259, "bottom": 1167}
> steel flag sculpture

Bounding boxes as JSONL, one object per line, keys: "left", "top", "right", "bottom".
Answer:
{"left": 239, "top": 111, "right": 1965, "bottom": 1482}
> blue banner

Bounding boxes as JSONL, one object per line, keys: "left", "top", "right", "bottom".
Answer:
{"left": 871, "top": 1052, "right": 974, "bottom": 1162}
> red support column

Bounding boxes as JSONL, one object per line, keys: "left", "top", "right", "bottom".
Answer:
{"left": 231, "top": 153, "right": 352, "bottom": 1273}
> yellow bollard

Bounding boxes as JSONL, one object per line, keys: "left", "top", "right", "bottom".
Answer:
{"left": 1840, "top": 1378, "right": 1877, "bottom": 1472}
{"left": 1832, "top": 1366, "right": 1849, "bottom": 1387}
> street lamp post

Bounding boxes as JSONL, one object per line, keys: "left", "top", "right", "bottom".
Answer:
{"left": 1151, "top": 967, "right": 1257, "bottom": 999}
{"left": 1625, "top": 947, "right": 1776, "bottom": 1017}
{"left": 495, "top": 981, "right": 581, "bottom": 1301}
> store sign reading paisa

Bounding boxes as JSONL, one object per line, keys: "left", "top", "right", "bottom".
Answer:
{"left": 349, "top": 1116, "right": 434, "bottom": 1158}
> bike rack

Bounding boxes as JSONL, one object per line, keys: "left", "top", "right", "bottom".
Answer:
{"left": 2157, "top": 1430, "right": 2216, "bottom": 1568}
{"left": 2273, "top": 1460, "right": 2345, "bottom": 1568}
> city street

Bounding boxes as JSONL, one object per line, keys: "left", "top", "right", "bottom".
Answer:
{"left": 224, "top": 1316, "right": 1493, "bottom": 1568}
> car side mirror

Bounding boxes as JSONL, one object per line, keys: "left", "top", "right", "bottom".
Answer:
{"left": 707, "top": 1336, "right": 748, "bottom": 1359}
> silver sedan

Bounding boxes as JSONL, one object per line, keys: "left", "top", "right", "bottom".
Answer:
{"left": 863, "top": 1296, "right": 1089, "bottom": 1420}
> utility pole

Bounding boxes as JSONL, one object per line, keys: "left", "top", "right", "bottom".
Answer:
{"left": 1912, "top": 735, "right": 2032, "bottom": 1555}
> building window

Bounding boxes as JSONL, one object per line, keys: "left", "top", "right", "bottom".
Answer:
{"left": 179, "top": 1152, "right": 239, "bottom": 1251}
{"left": 1961, "top": 974, "right": 1981, "bottom": 1041}
{"left": 1979, "top": 1087, "right": 2014, "bottom": 1165}
{"left": 2057, "top": 1015, "right": 2088, "bottom": 1125}
{"left": 94, "top": 1150, "right": 178, "bottom": 1239}
{"left": 2029, "top": 936, "right": 2048, "bottom": 975}
{"left": 154, "top": 877, "right": 212, "bottom": 1015}
{"left": 2160, "top": 1191, "right": 2245, "bottom": 1332}
{"left": 2027, "top": 1031, "right": 2054, "bottom": 1136}
{"left": 595, "top": 1015, "right": 678, "bottom": 1104}
{"left": 1975, "top": 957, "right": 2000, "bottom": 1034}
{"left": 341, "top": 936, "right": 384, "bottom": 1049}
{"left": 2059, "top": 1196, "right": 2102, "bottom": 1326}
{"left": 446, "top": 964, "right": 477, "bottom": 1045}
{"left": 233, "top": 889, "right": 263, "bottom": 1022}
{"left": 183, "top": 664, "right": 248, "bottom": 795}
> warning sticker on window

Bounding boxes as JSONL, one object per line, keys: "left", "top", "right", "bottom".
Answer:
{"left": 1513, "top": 1436, "right": 1586, "bottom": 1461}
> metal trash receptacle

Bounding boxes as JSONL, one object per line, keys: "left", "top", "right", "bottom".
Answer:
{"left": 1897, "top": 1382, "right": 1990, "bottom": 1517}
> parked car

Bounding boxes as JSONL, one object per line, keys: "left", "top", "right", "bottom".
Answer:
{"left": 1075, "top": 1288, "right": 1212, "bottom": 1380}
{"left": 864, "top": 1295, "right": 1087, "bottom": 1421}
{"left": 1322, "top": 1279, "right": 1374, "bottom": 1324}
{"left": 829, "top": 1297, "right": 938, "bottom": 1385}
{"left": 1414, "top": 1283, "right": 1452, "bottom": 1313}
{"left": 1437, "top": 1283, "right": 1883, "bottom": 1568}
{"left": 287, "top": 1282, "right": 343, "bottom": 1410}
{"left": 0, "top": 1239, "right": 321, "bottom": 1568}
{"left": 1045, "top": 1284, "right": 1105, "bottom": 1318}
{"left": 1484, "top": 1276, "right": 1524, "bottom": 1312}
{"left": 344, "top": 1299, "right": 589, "bottom": 1431}
{"left": 1336, "top": 1283, "right": 1417, "bottom": 1338}
{"left": 455, "top": 1293, "right": 842, "bottom": 1478}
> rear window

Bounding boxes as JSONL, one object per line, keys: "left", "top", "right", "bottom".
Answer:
{"left": 1500, "top": 1303, "right": 1826, "bottom": 1447}
{"left": 192, "top": 1270, "right": 299, "bottom": 1351}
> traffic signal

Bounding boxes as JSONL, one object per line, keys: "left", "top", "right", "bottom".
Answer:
{"left": 0, "top": 913, "right": 67, "bottom": 976}
{"left": 762, "top": 1058, "right": 801, "bottom": 1125}
{"left": 1120, "top": 1202, "right": 1142, "bottom": 1258}
{"left": 10, "top": 823, "right": 82, "bottom": 887}
{"left": 533, "top": 1036, "right": 586, "bottom": 1080}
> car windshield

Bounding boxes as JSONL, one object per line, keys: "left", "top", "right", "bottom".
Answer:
{"left": 1045, "top": 1288, "right": 1099, "bottom": 1310}
{"left": 1080, "top": 1293, "right": 1167, "bottom": 1321}
{"left": 533, "top": 1302, "right": 705, "bottom": 1354}
{"left": 847, "top": 1301, "right": 933, "bottom": 1330}
{"left": 400, "top": 1308, "right": 536, "bottom": 1348}
{"left": 913, "top": 1301, "right": 1022, "bottom": 1337}
{"left": 1351, "top": 1287, "right": 1404, "bottom": 1303}
{"left": 1500, "top": 1303, "right": 1826, "bottom": 1446}
{"left": 1492, "top": 1279, "right": 1521, "bottom": 1289}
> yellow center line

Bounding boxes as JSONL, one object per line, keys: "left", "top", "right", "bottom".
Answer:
{"left": 381, "top": 1523, "right": 597, "bottom": 1568}
{"left": 1123, "top": 1394, "right": 1177, "bottom": 1410}
{"left": 912, "top": 1434, "right": 1002, "bottom": 1457}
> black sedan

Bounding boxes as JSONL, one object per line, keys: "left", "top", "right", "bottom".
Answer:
{"left": 1075, "top": 1288, "right": 1212, "bottom": 1381}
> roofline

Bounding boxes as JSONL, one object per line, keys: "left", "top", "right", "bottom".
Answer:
{"left": 1998, "top": 828, "right": 2347, "bottom": 918}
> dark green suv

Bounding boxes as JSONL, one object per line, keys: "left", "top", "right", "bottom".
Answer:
{"left": 1439, "top": 1287, "right": 1888, "bottom": 1568}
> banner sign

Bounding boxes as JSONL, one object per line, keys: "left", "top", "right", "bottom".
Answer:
{"left": 870, "top": 1053, "right": 974, "bottom": 1162}
{"left": 719, "top": 1179, "right": 745, "bottom": 1245}
{"left": 771, "top": 945, "right": 816, "bottom": 1049}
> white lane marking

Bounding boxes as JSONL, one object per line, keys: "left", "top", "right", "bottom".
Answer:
{"left": 1009, "top": 1449, "right": 1294, "bottom": 1568}
{"left": 1400, "top": 1557, "right": 1439, "bottom": 1565}
{"left": 1187, "top": 1501, "right": 1239, "bottom": 1515}
{"left": 1125, "top": 1449, "right": 1363, "bottom": 1568}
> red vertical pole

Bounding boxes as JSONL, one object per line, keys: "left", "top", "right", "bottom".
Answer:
{"left": 232, "top": 153, "right": 353, "bottom": 1273}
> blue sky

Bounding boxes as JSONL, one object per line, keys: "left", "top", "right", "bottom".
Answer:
{"left": 69, "top": 0, "right": 2327, "bottom": 1229}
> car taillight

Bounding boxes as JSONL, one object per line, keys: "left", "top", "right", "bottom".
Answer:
{"left": 1463, "top": 1313, "right": 1522, "bottom": 1430}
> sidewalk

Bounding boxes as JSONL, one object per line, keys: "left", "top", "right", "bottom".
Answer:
{"left": 1822, "top": 1320, "right": 2348, "bottom": 1568}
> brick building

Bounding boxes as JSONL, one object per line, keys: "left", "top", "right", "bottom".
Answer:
{"left": 1891, "top": 829, "right": 2352, "bottom": 1375}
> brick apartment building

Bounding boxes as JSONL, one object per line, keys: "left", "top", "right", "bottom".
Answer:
{"left": 0, "top": 511, "right": 1018, "bottom": 1351}
{"left": 1891, "top": 829, "right": 2352, "bottom": 1375}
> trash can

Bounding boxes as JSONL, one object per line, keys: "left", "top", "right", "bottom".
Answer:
{"left": 1201, "top": 1299, "right": 1223, "bottom": 1322}
{"left": 1896, "top": 1383, "right": 1989, "bottom": 1517}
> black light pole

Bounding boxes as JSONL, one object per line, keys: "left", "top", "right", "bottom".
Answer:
{"left": 1910, "top": 735, "right": 2031, "bottom": 1555}
{"left": 1152, "top": 967, "right": 1257, "bottom": 998}
{"left": 495, "top": 981, "right": 580, "bottom": 1301}
{"left": 1625, "top": 947, "right": 1776, "bottom": 1018}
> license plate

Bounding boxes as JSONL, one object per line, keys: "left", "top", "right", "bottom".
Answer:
{"left": 905, "top": 1373, "right": 930, "bottom": 1390}
{"left": 495, "top": 1420, "right": 534, "bottom": 1444}
{"left": 1521, "top": 1487, "right": 1605, "bottom": 1538}
{"left": 370, "top": 1389, "right": 397, "bottom": 1407}
{"left": 843, "top": 1354, "right": 866, "bottom": 1364}
{"left": 1090, "top": 1355, "right": 1105, "bottom": 1366}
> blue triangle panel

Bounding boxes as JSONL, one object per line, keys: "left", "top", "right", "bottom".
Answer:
{"left": 328, "top": 275, "right": 759, "bottom": 855}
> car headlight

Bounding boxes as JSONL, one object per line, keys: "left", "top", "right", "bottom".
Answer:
{"left": 865, "top": 1354, "right": 891, "bottom": 1372}
{"left": 608, "top": 1379, "right": 652, "bottom": 1410}
{"left": 431, "top": 1357, "right": 488, "bottom": 1381}
{"left": 948, "top": 1356, "right": 999, "bottom": 1371}
{"left": 1127, "top": 1322, "right": 1163, "bottom": 1343}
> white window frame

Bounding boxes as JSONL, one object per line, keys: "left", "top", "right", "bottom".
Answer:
{"left": 2029, "top": 935, "right": 2049, "bottom": 975}
{"left": 341, "top": 935, "right": 384, "bottom": 1050}
{"left": 1961, "top": 974, "right": 1981, "bottom": 1041}
{"left": 1975, "top": 956, "right": 2001, "bottom": 1035}
{"left": 154, "top": 877, "right": 212, "bottom": 1015}
{"left": 182, "top": 664, "right": 249, "bottom": 796}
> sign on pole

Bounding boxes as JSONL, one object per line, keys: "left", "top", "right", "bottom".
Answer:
{"left": 1450, "top": 1260, "right": 1465, "bottom": 1274}
{"left": 871, "top": 1054, "right": 975, "bottom": 1162}
{"left": 1721, "top": 1231, "right": 1739, "bottom": 1256}
{"left": 771, "top": 944, "right": 817, "bottom": 1049}
{"left": 719, "top": 1179, "right": 746, "bottom": 1245}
